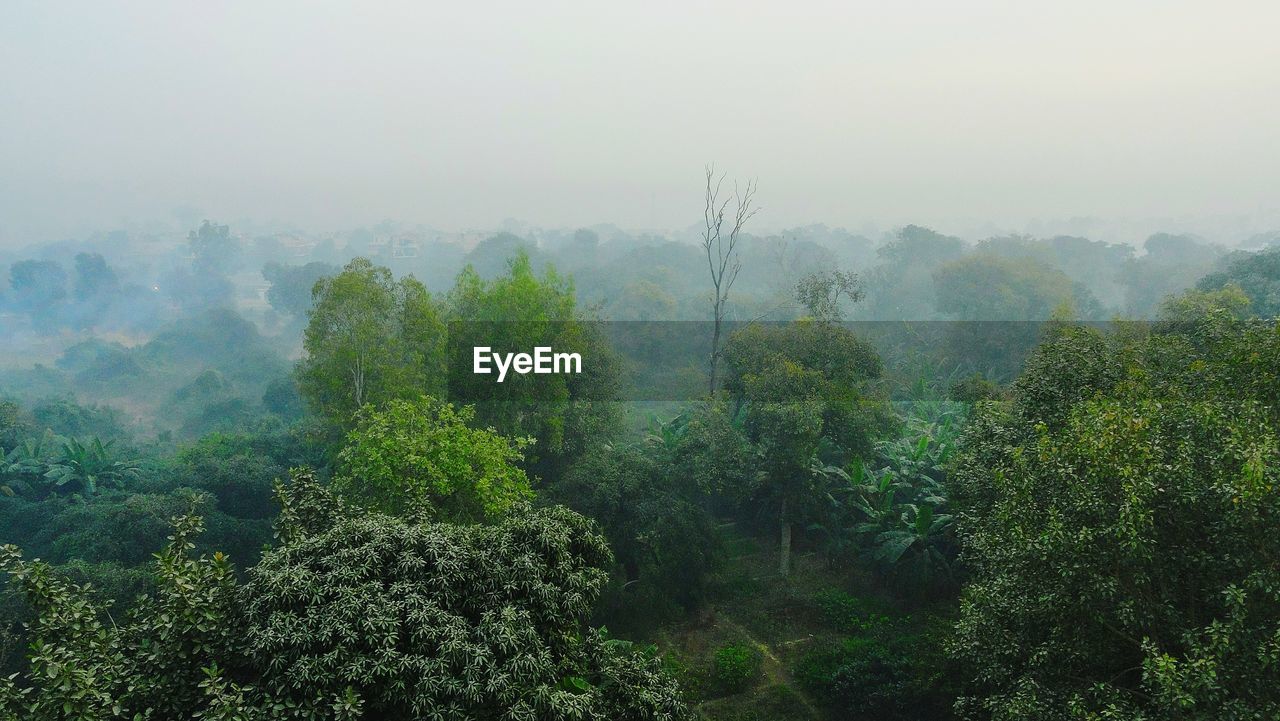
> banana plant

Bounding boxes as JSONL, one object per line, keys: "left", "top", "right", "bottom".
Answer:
{"left": 43, "top": 437, "right": 141, "bottom": 497}
{"left": 870, "top": 503, "right": 956, "bottom": 586}
{"left": 643, "top": 411, "right": 689, "bottom": 455}
{"left": 810, "top": 458, "right": 909, "bottom": 565}
{"left": 2, "top": 431, "right": 59, "bottom": 498}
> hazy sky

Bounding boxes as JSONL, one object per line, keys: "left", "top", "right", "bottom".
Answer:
{"left": 2, "top": 1, "right": 1278, "bottom": 244}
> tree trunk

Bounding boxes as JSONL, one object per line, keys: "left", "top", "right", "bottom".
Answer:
{"left": 779, "top": 498, "right": 791, "bottom": 577}
{"left": 708, "top": 305, "right": 722, "bottom": 394}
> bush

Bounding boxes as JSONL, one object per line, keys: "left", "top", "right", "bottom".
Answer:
{"left": 711, "top": 642, "right": 763, "bottom": 695}
{"left": 795, "top": 613, "right": 957, "bottom": 721}
{"left": 813, "top": 589, "right": 892, "bottom": 633}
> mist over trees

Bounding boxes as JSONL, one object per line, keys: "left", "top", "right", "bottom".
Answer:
{"left": 1, "top": 208, "right": 1278, "bottom": 720}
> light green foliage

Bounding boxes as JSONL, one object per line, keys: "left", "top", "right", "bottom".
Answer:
{"left": 1155, "top": 284, "right": 1253, "bottom": 333}
{"left": 710, "top": 643, "right": 762, "bottom": 695}
{"left": 297, "top": 258, "right": 446, "bottom": 429}
{"left": 447, "top": 250, "right": 620, "bottom": 477}
{"left": 950, "top": 306, "right": 1280, "bottom": 718}
{"left": 333, "top": 397, "right": 533, "bottom": 521}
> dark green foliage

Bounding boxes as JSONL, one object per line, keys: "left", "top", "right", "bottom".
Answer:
{"left": 244, "top": 472, "right": 691, "bottom": 719}
{"left": 721, "top": 319, "right": 893, "bottom": 575}
{"left": 668, "top": 401, "right": 754, "bottom": 501}
{"left": 950, "top": 310, "right": 1280, "bottom": 718}
{"left": 812, "top": 406, "right": 962, "bottom": 593}
{"left": 29, "top": 397, "right": 130, "bottom": 441}
{"left": 947, "top": 373, "right": 1002, "bottom": 404}
{"left": 0, "top": 472, "right": 694, "bottom": 720}
{"left": 1197, "top": 246, "right": 1280, "bottom": 318}
{"left": 0, "top": 504, "right": 243, "bottom": 720}
{"left": 260, "top": 377, "right": 305, "bottom": 420}
{"left": 42, "top": 437, "right": 140, "bottom": 497}
{"left": 722, "top": 320, "right": 889, "bottom": 456}
{"left": 177, "top": 433, "right": 287, "bottom": 520}
{"left": 0, "top": 401, "right": 29, "bottom": 451}
{"left": 795, "top": 617, "right": 957, "bottom": 721}
{"left": 2, "top": 433, "right": 140, "bottom": 500}
{"left": 552, "top": 440, "right": 720, "bottom": 623}
{"left": 261, "top": 261, "right": 338, "bottom": 318}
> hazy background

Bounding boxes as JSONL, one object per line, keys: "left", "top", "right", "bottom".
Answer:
{"left": 3, "top": 0, "right": 1279, "bottom": 245}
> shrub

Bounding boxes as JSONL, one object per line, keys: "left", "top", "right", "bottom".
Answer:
{"left": 795, "top": 614, "right": 957, "bottom": 720}
{"left": 711, "top": 642, "right": 763, "bottom": 694}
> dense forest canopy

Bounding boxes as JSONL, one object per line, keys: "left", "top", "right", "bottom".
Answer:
{"left": 1, "top": 214, "right": 1278, "bottom": 720}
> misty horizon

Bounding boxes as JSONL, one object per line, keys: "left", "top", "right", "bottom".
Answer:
{"left": 4, "top": 1, "right": 1279, "bottom": 246}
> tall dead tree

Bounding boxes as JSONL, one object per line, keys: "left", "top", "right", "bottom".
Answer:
{"left": 702, "top": 165, "right": 759, "bottom": 394}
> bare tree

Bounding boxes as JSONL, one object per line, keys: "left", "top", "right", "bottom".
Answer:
{"left": 702, "top": 165, "right": 759, "bottom": 394}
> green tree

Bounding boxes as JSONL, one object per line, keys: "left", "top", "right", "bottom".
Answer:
{"left": 1120, "top": 232, "right": 1224, "bottom": 317}
{"left": 72, "top": 252, "right": 119, "bottom": 303}
{"left": 551, "top": 441, "right": 720, "bottom": 621}
{"left": 0, "top": 474, "right": 694, "bottom": 720}
{"left": 447, "top": 250, "right": 619, "bottom": 478}
{"left": 297, "top": 258, "right": 445, "bottom": 429}
{"left": 932, "top": 253, "right": 1104, "bottom": 378}
{"left": 8, "top": 260, "right": 67, "bottom": 318}
{"left": 861, "top": 225, "right": 965, "bottom": 320}
{"left": 933, "top": 253, "right": 1100, "bottom": 321}
{"left": 1196, "top": 246, "right": 1280, "bottom": 318}
{"left": 721, "top": 320, "right": 891, "bottom": 576}
{"left": 333, "top": 397, "right": 533, "bottom": 521}
{"left": 188, "top": 220, "right": 240, "bottom": 276}
{"left": 949, "top": 308, "right": 1280, "bottom": 719}
{"left": 795, "top": 268, "right": 862, "bottom": 322}
{"left": 261, "top": 261, "right": 338, "bottom": 319}
{"left": 243, "top": 471, "right": 692, "bottom": 720}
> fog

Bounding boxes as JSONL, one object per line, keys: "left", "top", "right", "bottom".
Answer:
{"left": 3, "top": 1, "right": 1279, "bottom": 245}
